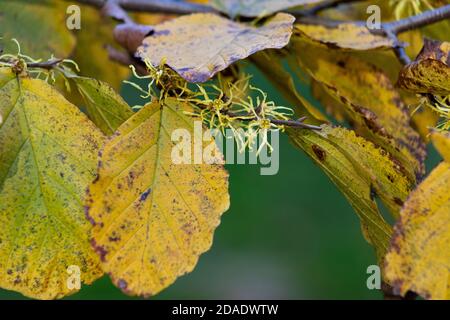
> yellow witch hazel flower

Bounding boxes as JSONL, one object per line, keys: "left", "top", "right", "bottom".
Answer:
{"left": 0, "top": 38, "right": 80, "bottom": 89}
{"left": 125, "top": 57, "right": 195, "bottom": 109}
{"left": 125, "top": 57, "right": 297, "bottom": 155}
{"left": 425, "top": 95, "right": 450, "bottom": 130}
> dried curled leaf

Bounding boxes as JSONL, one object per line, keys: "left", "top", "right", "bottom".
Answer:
{"left": 288, "top": 125, "right": 415, "bottom": 262}
{"left": 0, "top": 68, "right": 104, "bottom": 299}
{"left": 397, "top": 38, "right": 450, "bottom": 95}
{"left": 86, "top": 98, "right": 230, "bottom": 296}
{"left": 294, "top": 22, "right": 394, "bottom": 50}
{"left": 137, "top": 13, "right": 295, "bottom": 83}
{"left": 0, "top": 0, "right": 75, "bottom": 58}
{"left": 290, "top": 39, "right": 426, "bottom": 180}
{"left": 385, "top": 131, "right": 450, "bottom": 300}
{"left": 211, "top": 0, "right": 324, "bottom": 17}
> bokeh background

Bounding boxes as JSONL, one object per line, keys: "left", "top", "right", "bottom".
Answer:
{"left": 0, "top": 64, "right": 442, "bottom": 300}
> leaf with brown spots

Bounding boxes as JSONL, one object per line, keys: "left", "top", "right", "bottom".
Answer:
{"left": 211, "top": 0, "right": 324, "bottom": 18}
{"left": 289, "top": 38, "right": 426, "bottom": 181}
{"left": 385, "top": 131, "right": 450, "bottom": 300}
{"left": 0, "top": 68, "right": 105, "bottom": 299}
{"left": 294, "top": 22, "right": 394, "bottom": 50}
{"left": 85, "top": 98, "right": 230, "bottom": 296}
{"left": 137, "top": 13, "right": 295, "bottom": 83}
{"left": 397, "top": 38, "right": 450, "bottom": 95}
{"left": 0, "top": 0, "right": 75, "bottom": 59}
{"left": 288, "top": 125, "right": 415, "bottom": 262}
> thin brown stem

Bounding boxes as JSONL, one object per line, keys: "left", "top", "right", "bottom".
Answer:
{"left": 291, "top": 0, "right": 364, "bottom": 17}
{"left": 0, "top": 57, "right": 63, "bottom": 70}
{"left": 73, "top": 0, "right": 215, "bottom": 15}
{"left": 383, "top": 4, "right": 450, "bottom": 34}
{"left": 27, "top": 59, "right": 64, "bottom": 70}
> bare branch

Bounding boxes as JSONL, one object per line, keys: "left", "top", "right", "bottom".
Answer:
{"left": 383, "top": 4, "right": 450, "bottom": 34}
{"left": 73, "top": 0, "right": 216, "bottom": 15}
{"left": 291, "top": 0, "right": 364, "bottom": 17}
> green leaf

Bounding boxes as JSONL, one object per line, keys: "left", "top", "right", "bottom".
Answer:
{"left": 68, "top": 75, "right": 134, "bottom": 136}
{"left": 0, "top": 68, "right": 105, "bottom": 299}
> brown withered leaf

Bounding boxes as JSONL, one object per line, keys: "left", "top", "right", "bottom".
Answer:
{"left": 385, "top": 131, "right": 450, "bottom": 300}
{"left": 137, "top": 13, "right": 295, "bottom": 83}
{"left": 211, "top": 0, "right": 324, "bottom": 17}
{"left": 397, "top": 38, "right": 450, "bottom": 95}
{"left": 294, "top": 22, "right": 394, "bottom": 50}
{"left": 290, "top": 38, "right": 426, "bottom": 181}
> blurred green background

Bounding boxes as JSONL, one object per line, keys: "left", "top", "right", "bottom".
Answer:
{"left": 0, "top": 64, "right": 441, "bottom": 300}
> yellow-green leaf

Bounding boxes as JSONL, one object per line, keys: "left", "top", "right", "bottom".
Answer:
{"left": 0, "top": 68, "right": 104, "bottom": 299}
{"left": 211, "top": 0, "right": 324, "bottom": 17}
{"left": 68, "top": 76, "right": 134, "bottom": 136}
{"left": 288, "top": 125, "right": 415, "bottom": 262}
{"left": 0, "top": 0, "right": 75, "bottom": 58}
{"left": 290, "top": 38, "right": 426, "bottom": 180}
{"left": 294, "top": 22, "right": 394, "bottom": 50}
{"left": 86, "top": 98, "right": 230, "bottom": 296}
{"left": 385, "top": 131, "right": 450, "bottom": 299}
{"left": 397, "top": 38, "right": 450, "bottom": 95}
{"left": 137, "top": 13, "right": 295, "bottom": 83}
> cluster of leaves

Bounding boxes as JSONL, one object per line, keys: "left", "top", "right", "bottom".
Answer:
{"left": 0, "top": 0, "right": 449, "bottom": 300}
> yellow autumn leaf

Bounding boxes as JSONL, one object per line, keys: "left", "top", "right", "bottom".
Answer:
{"left": 0, "top": 0, "right": 75, "bottom": 58}
{"left": 85, "top": 98, "right": 230, "bottom": 296}
{"left": 289, "top": 38, "right": 426, "bottom": 180}
{"left": 137, "top": 13, "right": 295, "bottom": 82}
{"left": 294, "top": 22, "right": 394, "bottom": 50}
{"left": 0, "top": 68, "right": 104, "bottom": 299}
{"left": 397, "top": 38, "right": 450, "bottom": 95}
{"left": 211, "top": 0, "right": 324, "bottom": 17}
{"left": 385, "top": 131, "right": 450, "bottom": 299}
{"left": 288, "top": 125, "right": 415, "bottom": 262}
